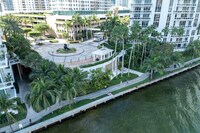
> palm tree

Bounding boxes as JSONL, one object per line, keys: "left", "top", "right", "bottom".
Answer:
{"left": 60, "top": 75, "right": 82, "bottom": 103}
{"left": 21, "top": 18, "right": 30, "bottom": 27}
{"left": 0, "top": 15, "right": 22, "bottom": 39}
{"left": 144, "top": 55, "right": 164, "bottom": 79}
{"left": 71, "top": 13, "right": 83, "bottom": 41}
{"left": 82, "top": 16, "right": 89, "bottom": 39}
{"left": 29, "top": 59, "right": 56, "bottom": 80}
{"left": 28, "top": 17, "right": 35, "bottom": 28}
{"left": 0, "top": 94, "right": 21, "bottom": 132}
{"left": 117, "top": 24, "right": 129, "bottom": 76}
{"left": 128, "top": 22, "right": 142, "bottom": 75}
{"left": 26, "top": 78, "right": 61, "bottom": 112}
{"left": 185, "top": 40, "right": 200, "bottom": 59}
{"left": 64, "top": 20, "right": 73, "bottom": 40}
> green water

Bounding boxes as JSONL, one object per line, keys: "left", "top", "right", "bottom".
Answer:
{"left": 40, "top": 68, "right": 200, "bottom": 133}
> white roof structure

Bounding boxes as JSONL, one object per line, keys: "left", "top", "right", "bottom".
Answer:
{"left": 92, "top": 48, "right": 113, "bottom": 56}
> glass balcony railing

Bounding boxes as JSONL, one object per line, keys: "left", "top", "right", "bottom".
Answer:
{"left": 0, "top": 81, "right": 14, "bottom": 90}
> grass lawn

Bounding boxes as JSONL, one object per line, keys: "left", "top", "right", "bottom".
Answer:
{"left": 39, "top": 99, "right": 93, "bottom": 122}
{"left": 109, "top": 73, "right": 138, "bottom": 87}
{"left": 0, "top": 103, "right": 27, "bottom": 128}
{"left": 56, "top": 48, "right": 76, "bottom": 54}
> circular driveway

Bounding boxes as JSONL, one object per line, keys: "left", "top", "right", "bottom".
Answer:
{"left": 32, "top": 39, "right": 101, "bottom": 66}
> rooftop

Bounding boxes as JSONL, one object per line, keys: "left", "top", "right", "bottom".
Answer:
{"left": 92, "top": 48, "right": 113, "bottom": 56}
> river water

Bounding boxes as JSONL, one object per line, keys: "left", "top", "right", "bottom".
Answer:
{"left": 40, "top": 68, "right": 200, "bottom": 133}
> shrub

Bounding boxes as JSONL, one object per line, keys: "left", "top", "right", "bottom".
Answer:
{"left": 49, "top": 39, "right": 59, "bottom": 43}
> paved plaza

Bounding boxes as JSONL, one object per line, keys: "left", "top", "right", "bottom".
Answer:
{"left": 32, "top": 39, "right": 105, "bottom": 67}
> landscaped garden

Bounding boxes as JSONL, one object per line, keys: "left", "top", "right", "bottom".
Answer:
{"left": 56, "top": 48, "right": 76, "bottom": 54}
{"left": 1, "top": 13, "right": 200, "bottom": 132}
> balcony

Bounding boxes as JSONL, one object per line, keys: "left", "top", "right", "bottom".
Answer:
{"left": 0, "top": 87, "right": 17, "bottom": 99}
{"left": 0, "top": 81, "right": 14, "bottom": 90}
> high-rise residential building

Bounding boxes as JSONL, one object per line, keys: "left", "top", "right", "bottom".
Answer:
{"left": 49, "top": 0, "right": 113, "bottom": 11}
{"left": 0, "top": 29, "right": 17, "bottom": 99}
{"left": 0, "top": 0, "right": 14, "bottom": 13}
{"left": 130, "top": 0, "right": 200, "bottom": 50}
{"left": 116, "top": 0, "right": 129, "bottom": 8}
{"left": 13, "top": 0, "right": 50, "bottom": 13}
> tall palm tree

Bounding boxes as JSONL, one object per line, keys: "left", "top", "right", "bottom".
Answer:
{"left": 60, "top": 75, "right": 81, "bottom": 103}
{"left": 26, "top": 78, "right": 61, "bottom": 112}
{"left": 28, "top": 17, "right": 35, "bottom": 28}
{"left": 71, "top": 13, "right": 83, "bottom": 41}
{"left": 29, "top": 59, "right": 56, "bottom": 80}
{"left": 117, "top": 24, "right": 129, "bottom": 76}
{"left": 21, "top": 18, "right": 30, "bottom": 27}
{"left": 64, "top": 20, "right": 73, "bottom": 40}
{"left": 144, "top": 55, "right": 164, "bottom": 79}
{"left": 0, "top": 94, "right": 21, "bottom": 132}
{"left": 186, "top": 40, "right": 200, "bottom": 59}
{"left": 82, "top": 16, "right": 89, "bottom": 39}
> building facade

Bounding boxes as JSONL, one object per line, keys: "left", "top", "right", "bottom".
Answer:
{"left": 0, "top": 29, "right": 17, "bottom": 99}
{"left": 130, "top": 0, "right": 200, "bottom": 50}
{"left": 13, "top": 0, "right": 50, "bottom": 13}
{"left": 0, "top": 0, "right": 14, "bottom": 14}
{"left": 49, "top": 0, "right": 113, "bottom": 11}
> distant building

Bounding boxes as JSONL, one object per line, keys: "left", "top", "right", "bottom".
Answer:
{"left": 49, "top": 0, "right": 113, "bottom": 11}
{"left": 13, "top": 0, "right": 50, "bottom": 13}
{"left": 0, "top": 0, "right": 14, "bottom": 14}
{"left": 130, "top": 0, "right": 200, "bottom": 51}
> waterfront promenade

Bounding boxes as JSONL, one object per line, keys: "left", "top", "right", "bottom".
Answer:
{"left": 1, "top": 57, "right": 200, "bottom": 133}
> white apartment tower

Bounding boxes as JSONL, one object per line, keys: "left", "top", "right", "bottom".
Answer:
{"left": 0, "top": 29, "right": 17, "bottom": 99}
{"left": 13, "top": 0, "right": 50, "bottom": 13}
{"left": 50, "top": 0, "right": 112, "bottom": 11}
{"left": 130, "top": 0, "right": 200, "bottom": 49}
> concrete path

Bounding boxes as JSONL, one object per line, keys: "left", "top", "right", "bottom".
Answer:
{"left": 0, "top": 73, "right": 149, "bottom": 133}
{"left": 123, "top": 68, "right": 144, "bottom": 76}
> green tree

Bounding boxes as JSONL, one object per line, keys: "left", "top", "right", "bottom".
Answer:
{"left": 34, "top": 23, "right": 50, "bottom": 36}
{"left": 144, "top": 55, "right": 164, "bottom": 79}
{"left": 5, "top": 34, "right": 31, "bottom": 59}
{"left": 26, "top": 78, "right": 61, "bottom": 112}
{"left": 0, "top": 94, "right": 22, "bottom": 132}
{"left": 185, "top": 40, "right": 200, "bottom": 59}
{"left": 71, "top": 13, "right": 83, "bottom": 41}
{"left": 117, "top": 24, "right": 129, "bottom": 76}
{"left": 0, "top": 15, "right": 22, "bottom": 39}
{"left": 29, "top": 30, "right": 41, "bottom": 41}
{"left": 22, "top": 28, "right": 32, "bottom": 38}
{"left": 29, "top": 59, "right": 57, "bottom": 80}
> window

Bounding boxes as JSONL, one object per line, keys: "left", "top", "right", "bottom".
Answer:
{"left": 135, "top": 7, "right": 141, "bottom": 11}
{"left": 144, "top": 0, "right": 151, "bottom": 4}
{"left": 179, "top": 21, "right": 186, "bottom": 27}
{"left": 143, "top": 14, "right": 149, "bottom": 18}
{"left": 134, "top": 0, "right": 142, "bottom": 3}
{"left": 142, "top": 21, "right": 148, "bottom": 27}
{"left": 191, "top": 30, "right": 196, "bottom": 35}
{"left": 144, "top": 7, "right": 151, "bottom": 11}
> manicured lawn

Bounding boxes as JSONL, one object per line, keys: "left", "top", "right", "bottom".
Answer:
{"left": 56, "top": 48, "right": 76, "bottom": 54}
{"left": 109, "top": 73, "right": 138, "bottom": 87}
{"left": 0, "top": 103, "right": 27, "bottom": 128}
